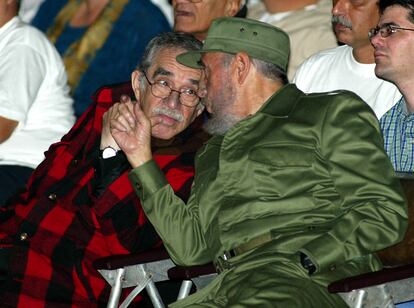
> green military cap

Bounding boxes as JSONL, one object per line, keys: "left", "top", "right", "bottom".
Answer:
{"left": 177, "top": 17, "right": 290, "bottom": 72}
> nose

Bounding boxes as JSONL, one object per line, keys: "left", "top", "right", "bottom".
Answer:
{"left": 198, "top": 87, "right": 207, "bottom": 99}
{"left": 370, "top": 32, "right": 383, "bottom": 49}
{"left": 164, "top": 91, "right": 180, "bottom": 109}
{"left": 332, "top": 0, "right": 347, "bottom": 16}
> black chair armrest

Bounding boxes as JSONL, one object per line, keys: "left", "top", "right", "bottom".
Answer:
{"left": 93, "top": 246, "right": 170, "bottom": 270}
{"left": 168, "top": 263, "right": 216, "bottom": 281}
{"left": 328, "top": 262, "right": 414, "bottom": 293}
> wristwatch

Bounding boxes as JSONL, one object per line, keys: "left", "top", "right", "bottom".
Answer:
{"left": 300, "top": 252, "right": 316, "bottom": 275}
{"left": 101, "top": 146, "right": 119, "bottom": 159}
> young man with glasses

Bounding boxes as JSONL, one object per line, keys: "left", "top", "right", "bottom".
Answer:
{"left": 370, "top": 0, "right": 414, "bottom": 173}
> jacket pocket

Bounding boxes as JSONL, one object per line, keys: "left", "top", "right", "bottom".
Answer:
{"left": 248, "top": 143, "right": 316, "bottom": 168}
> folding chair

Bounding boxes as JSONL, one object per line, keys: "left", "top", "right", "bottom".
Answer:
{"left": 94, "top": 247, "right": 173, "bottom": 308}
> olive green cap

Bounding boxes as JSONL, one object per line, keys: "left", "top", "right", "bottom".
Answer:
{"left": 177, "top": 17, "right": 290, "bottom": 72}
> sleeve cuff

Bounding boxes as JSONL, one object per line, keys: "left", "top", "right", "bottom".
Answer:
{"left": 128, "top": 159, "right": 168, "bottom": 201}
{"left": 299, "top": 233, "right": 345, "bottom": 273}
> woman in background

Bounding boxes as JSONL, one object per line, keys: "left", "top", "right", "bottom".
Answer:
{"left": 32, "top": 0, "right": 171, "bottom": 117}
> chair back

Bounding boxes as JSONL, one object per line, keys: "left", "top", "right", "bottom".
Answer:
{"left": 377, "top": 174, "right": 414, "bottom": 266}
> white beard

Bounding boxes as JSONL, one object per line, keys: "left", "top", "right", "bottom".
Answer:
{"left": 203, "top": 113, "right": 243, "bottom": 135}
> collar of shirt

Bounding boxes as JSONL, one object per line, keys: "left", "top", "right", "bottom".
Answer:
{"left": 397, "top": 97, "right": 414, "bottom": 122}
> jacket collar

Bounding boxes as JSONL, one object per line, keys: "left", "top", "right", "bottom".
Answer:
{"left": 259, "top": 84, "right": 303, "bottom": 118}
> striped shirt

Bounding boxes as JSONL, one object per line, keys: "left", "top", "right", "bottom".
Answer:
{"left": 380, "top": 97, "right": 414, "bottom": 172}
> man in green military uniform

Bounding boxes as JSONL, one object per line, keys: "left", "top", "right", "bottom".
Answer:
{"left": 109, "top": 18, "right": 408, "bottom": 307}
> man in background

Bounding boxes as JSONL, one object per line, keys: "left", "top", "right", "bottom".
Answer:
{"left": 0, "top": 0, "right": 74, "bottom": 205}
{"left": 248, "top": 0, "right": 337, "bottom": 79}
{"left": 294, "top": 0, "right": 401, "bottom": 119}
{"left": 173, "top": 0, "right": 246, "bottom": 41}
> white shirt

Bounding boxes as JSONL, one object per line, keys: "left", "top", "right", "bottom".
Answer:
{"left": 19, "top": 0, "right": 45, "bottom": 23}
{"left": 0, "top": 17, "right": 75, "bottom": 168}
{"left": 150, "top": 0, "right": 173, "bottom": 27}
{"left": 293, "top": 45, "right": 401, "bottom": 119}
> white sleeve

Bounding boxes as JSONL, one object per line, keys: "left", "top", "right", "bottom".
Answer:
{"left": 292, "top": 57, "right": 311, "bottom": 90}
{"left": 0, "top": 43, "right": 46, "bottom": 123}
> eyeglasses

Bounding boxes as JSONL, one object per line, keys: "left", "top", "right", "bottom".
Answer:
{"left": 143, "top": 72, "right": 202, "bottom": 108}
{"left": 369, "top": 24, "right": 414, "bottom": 40}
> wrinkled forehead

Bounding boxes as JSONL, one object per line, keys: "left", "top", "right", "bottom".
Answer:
{"left": 149, "top": 49, "right": 203, "bottom": 84}
{"left": 150, "top": 66, "right": 202, "bottom": 86}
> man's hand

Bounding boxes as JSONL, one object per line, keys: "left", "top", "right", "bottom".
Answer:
{"left": 101, "top": 96, "right": 132, "bottom": 151}
{"left": 110, "top": 97, "right": 157, "bottom": 168}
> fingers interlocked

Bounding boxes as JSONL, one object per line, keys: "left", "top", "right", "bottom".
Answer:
{"left": 110, "top": 100, "right": 136, "bottom": 133}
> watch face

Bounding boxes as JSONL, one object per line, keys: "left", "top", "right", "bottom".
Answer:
{"left": 102, "top": 147, "right": 117, "bottom": 159}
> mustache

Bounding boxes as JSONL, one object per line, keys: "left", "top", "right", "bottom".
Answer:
{"left": 153, "top": 107, "right": 184, "bottom": 122}
{"left": 332, "top": 15, "right": 353, "bottom": 29}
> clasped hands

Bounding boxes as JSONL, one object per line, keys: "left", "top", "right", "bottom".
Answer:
{"left": 102, "top": 96, "right": 154, "bottom": 168}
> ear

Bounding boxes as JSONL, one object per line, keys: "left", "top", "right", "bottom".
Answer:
{"left": 232, "top": 52, "right": 251, "bottom": 85}
{"left": 131, "top": 70, "right": 142, "bottom": 103}
{"left": 225, "top": 0, "right": 241, "bottom": 17}
{"left": 188, "top": 103, "right": 205, "bottom": 123}
{"left": 195, "top": 104, "right": 205, "bottom": 117}
{"left": 197, "top": 70, "right": 208, "bottom": 98}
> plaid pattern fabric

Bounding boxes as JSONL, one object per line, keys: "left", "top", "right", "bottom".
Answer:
{"left": 380, "top": 97, "right": 414, "bottom": 172}
{"left": 0, "top": 82, "right": 208, "bottom": 307}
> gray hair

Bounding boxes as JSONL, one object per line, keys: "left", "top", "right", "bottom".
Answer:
{"left": 137, "top": 32, "right": 203, "bottom": 73}
{"left": 251, "top": 58, "right": 288, "bottom": 85}
{"left": 221, "top": 53, "right": 288, "bottom": 85}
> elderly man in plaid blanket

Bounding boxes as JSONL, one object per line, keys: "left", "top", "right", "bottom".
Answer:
{"left": 0, "top": 31, "right": 207, "bottom": 307}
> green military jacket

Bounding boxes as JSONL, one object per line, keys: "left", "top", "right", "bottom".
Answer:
{"left": 130, "top": 84, "right": 407, "bottom": 291}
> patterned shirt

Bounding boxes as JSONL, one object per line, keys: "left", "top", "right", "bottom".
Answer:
{"left": 380, "top": 97, "right": 414, "bottom": 172}
{"left": 0, "top": 82, "right": 208, "bottom": 307}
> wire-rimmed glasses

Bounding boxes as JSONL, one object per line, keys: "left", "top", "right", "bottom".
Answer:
{"left": 143, "top": 72, "right": 202, "bottom": 108}
{"left": 369, "top": 24, "right": 414, "bottom": 40}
